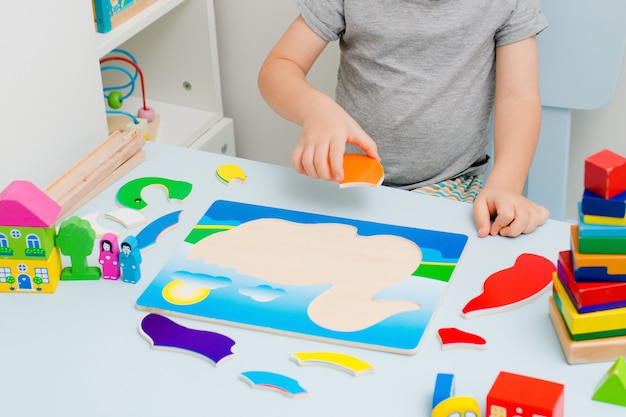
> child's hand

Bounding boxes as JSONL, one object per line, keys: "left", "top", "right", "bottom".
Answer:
{"left": 291, "top": 98, "right": 379, "bottom": 182}
{"left": 472, "top": 183, "right": 549, "bottom": 237}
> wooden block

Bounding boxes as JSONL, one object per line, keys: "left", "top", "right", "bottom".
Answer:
{"left": 582, "top": 189, "right": 626, "bottom": 218}
{"left": 578, "top": 233, "right": 626, "bottom": 254}
{"left": 575, "top": 266, "right": 626, "bottom": 283}
{"left": 45, "top": 130, "right": 145, "bottom": 219}
{"left": 584, "top": 149, "right": 626, "bottom": 199}
{"left": 583, "top": 211, "right": 626, "bottom": 226}
{"left": 552, "top": 289, "right": 626, "bottom": 341}
{"left": 432, "top": 373, "right": 455, "bottom": 409}
{"left": 593, "top": 357, "right": 626, "bottom": 407}
{"left": 553, "top": 276, "right": 626, "bottom": 335}
{"left": 487, "top": 371, "right": 564, "bottom": 417}
{"left": 571, "top": 225, "right": 626, "bottom": 275}
{"left": 107, "top": 114, "right": 160, "bottom": 142}
{"left": 558, "top": 251, "right": 626, "bottom": 310}
{"left": 54, "top": 150, "right": 146, "bottom": 220}
{"left": 579, "top": 205, "right": 626, "bottom": 238}
{"left": 549, "top": 296, "right": 626, "bottom": 364}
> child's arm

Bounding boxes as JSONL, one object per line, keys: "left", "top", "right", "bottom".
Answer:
{"left": 258, "top": 15, "right": 379, "bottom": 182}
{"left": 473, "top": 36, "right": 549, "bottom": 237}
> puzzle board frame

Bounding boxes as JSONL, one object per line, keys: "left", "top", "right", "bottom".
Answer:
{"left": 136, "top": 200, "right": 468, "bottom": 354}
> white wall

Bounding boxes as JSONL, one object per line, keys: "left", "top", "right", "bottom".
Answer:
{"left": 0, "top": 1, "right": 108, "bottom": 192}
{"left": 566, "top": 52, "right": 626, "bottom": 221}
{"left": 213, "top": 0, "right": 338, "bottom": 167}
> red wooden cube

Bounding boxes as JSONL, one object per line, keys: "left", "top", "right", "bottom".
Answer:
{"left": 584, "top": 149, "right": 626, "bottom": 199}
{"left": 487, "top": 371, "right": 564, "bottom": 417}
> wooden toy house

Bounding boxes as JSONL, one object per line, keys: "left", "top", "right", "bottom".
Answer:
{"left": 487, "top": 371, "right": 564, "bottom": 417}
{"left": 0, "top": 180, "right": 63, "bottom": 293}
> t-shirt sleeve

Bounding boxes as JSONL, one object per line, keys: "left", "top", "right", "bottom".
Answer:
{"left": 495, "top": 0, "right": 548, "bottom": 47}
{"left": 296, "top": 0, "right": 345, "bottom": 41}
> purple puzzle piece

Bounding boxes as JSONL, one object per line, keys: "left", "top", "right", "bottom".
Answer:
{"left": 140, "top": 313, "right": 235, "bottom": 365}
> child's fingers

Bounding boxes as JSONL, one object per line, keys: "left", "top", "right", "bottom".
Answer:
{"left": 329, "top": 141, "right": 346, "bottom": 182}
{"left": 472, "top": 198, "right": 492, "bottom": 238}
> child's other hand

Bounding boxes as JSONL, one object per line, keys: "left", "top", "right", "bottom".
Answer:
{"left": 291, "top": 98, "right": 379, "bottom": 182}
{"left": 472, "top": 184, "right": 549, "bottom": 238}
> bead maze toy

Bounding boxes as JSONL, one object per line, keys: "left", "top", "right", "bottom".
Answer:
{"left": 550, "top": 149, "right": 626, "bottom": 364}
{"left": 100, "top": 49, "right": 158, "bottom": 141}
{"left": 0, "top": 180, "right": 62, "bottom": 293}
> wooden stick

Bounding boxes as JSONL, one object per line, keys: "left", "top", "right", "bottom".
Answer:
{"left": 46, "top": 129, "right": 146, "bottom": 219}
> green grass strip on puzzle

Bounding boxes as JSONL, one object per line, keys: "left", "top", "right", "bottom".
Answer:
{"left": 185, "top": 226, "right": 231, "bottom": 244}
{"left": 412, "top": 262, "right": 456, "bottom": 283}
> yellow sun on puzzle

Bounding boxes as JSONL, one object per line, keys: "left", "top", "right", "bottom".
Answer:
{"left": 162, "top": 279, "right": 211, "bottom": 305}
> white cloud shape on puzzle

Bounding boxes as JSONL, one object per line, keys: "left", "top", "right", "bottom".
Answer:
{"left": 171, "top": 270, "right": 232, "bottom": 289}
{"left": 239, "top": 284, "right": 286, "bottom": 302}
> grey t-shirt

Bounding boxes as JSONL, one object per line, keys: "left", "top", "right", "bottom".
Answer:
{"left": 296, "top": 0, "right": 548, "bottom": 189}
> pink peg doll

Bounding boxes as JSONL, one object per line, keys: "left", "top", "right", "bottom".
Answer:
{"left": 99, "top": 233, "right": 120, "bottom": 280}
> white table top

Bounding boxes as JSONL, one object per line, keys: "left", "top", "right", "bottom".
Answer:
{"left": 1, "top": 142, "right": 620, "bottom": 416}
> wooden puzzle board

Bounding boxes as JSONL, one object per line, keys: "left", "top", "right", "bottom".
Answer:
{"left": 136, "top": 200, "right": 468, "bottom": 354}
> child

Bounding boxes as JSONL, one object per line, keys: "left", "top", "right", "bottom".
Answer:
{"left": 258, "top": 0, "right": 550, "bottom": 237}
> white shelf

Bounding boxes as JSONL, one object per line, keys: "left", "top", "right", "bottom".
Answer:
{"left": 95, "top": 0, "right": 186, "bottom": 58}
{"left": 108, "top": 95, "right": 221, "bottom": 147}
{"left": 95, "top": 0, "right": 232, "bottom": 153}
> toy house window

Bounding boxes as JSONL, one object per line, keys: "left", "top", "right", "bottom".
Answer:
{"left": 26, "top": 234, "right": 41, "bottom": 249}
{"left": 10, "top": 229, "right": 21, "bottom": 239}
{"left": 34, "top": 267, "right": 50, "bottom": 284}
{"left": 489, "top": 406, "right": 506, "bottom": 417}
{"left": 17, "top": 263, "right": 27, "bottom": 273}
{"left": 0, "top": 266, "right": 10, "bottom": 283}
{"left": 0, "top": 234, "right": 7, "bottom": 247}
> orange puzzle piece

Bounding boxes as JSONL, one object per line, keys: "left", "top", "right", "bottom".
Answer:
{"left": 340, "top": 154, "right": 384, "bottom": 188}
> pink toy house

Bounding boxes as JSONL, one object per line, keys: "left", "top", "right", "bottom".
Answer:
{"left": 0, "top": 180, "right": 63, "bottom": 293}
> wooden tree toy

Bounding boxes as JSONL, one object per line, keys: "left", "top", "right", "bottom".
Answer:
{"left": 56, "top": 216, "right": 101, "bottom": 280}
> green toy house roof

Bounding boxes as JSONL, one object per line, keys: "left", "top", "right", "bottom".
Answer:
{"left": 0, "top": 180, "right": 61, "bottom": 228}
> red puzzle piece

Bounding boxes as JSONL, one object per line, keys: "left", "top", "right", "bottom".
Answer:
{"left": 462, "top": 253, "right": 556, "bottom": 318}
{"left": 437, "top": 327, "right": 486, "bottom": 350}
